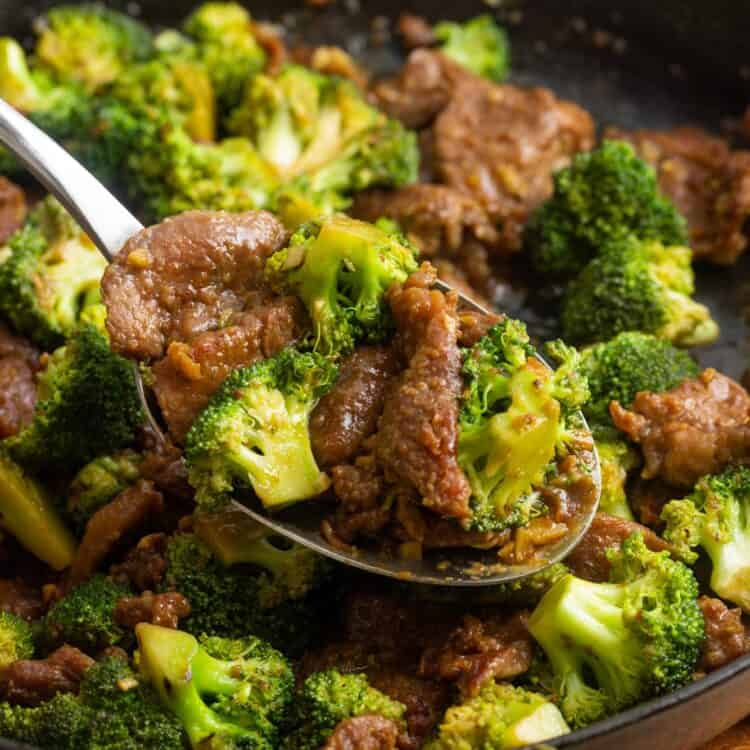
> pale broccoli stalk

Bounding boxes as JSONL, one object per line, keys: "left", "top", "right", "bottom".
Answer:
{"left": 597, "top": 438, "right": 639, "bottom": 521}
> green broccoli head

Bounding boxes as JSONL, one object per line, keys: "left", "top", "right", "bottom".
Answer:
{"left": 193, "top": 507, "right": 331, "bottom": 608}
{"left": 186, "top": 347, "right": 337, "bottom": 509}
{"left": 0, "top": 657, "right": 185, "bottom": 749}
{"left": 528, "top": 533, "right": 705, "bottom": 729}
{"left": 0, "top": 453, "right": 77, "bottom": 571}
{"left": 458, "top": 320, "right": 589, "bottom": 533}
{"left": 662, "top": 465, "right": 750, "bottom": 612}
{"left": 183, "top": 2, "right": 266, "bottom": 113}
{"left": 529, "top": 140, "right": 688, "bottom": 275}
{"left": 579, "top": 331, "right": 699, "bottom": 428}
{"left": 561, "top": 236, "right": 719, "bottom": 347}
{"left": 596, "top": 438, "right": 639, "bottom": 521}
{"left": 162, "top": 531, "right": 330, "bottom": 656}
{"left": 284, "top": 669, "right": 406, "bottom": 750}
{"left": 0, "top": 196, "right": 108, "bottom": 349}
{"left": 434, "top": 14, "right": 510, "bottom": 82}
{"left": 266, "top": 215, "right": 418, "bottom": 355}
{"left": 426, "top": 681, "right": 570, "bottom": 750}
{"left": 0, "top": 611, "right": 34, "bottom": 670}
{"left": 66, "top": 450, "right": 143, "bottom": 533}
{"left": 136, "top": 624, "right": 294, "bottom": 750}
{"left": 4, "top": 324, "right": 144, "bottom": 474}
{"left": 40, "top": 574, "right": 131, "bottom": 653}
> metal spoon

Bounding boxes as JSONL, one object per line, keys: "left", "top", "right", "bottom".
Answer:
{"left": 0, "top": 98, "right": 600, "bottom": 585}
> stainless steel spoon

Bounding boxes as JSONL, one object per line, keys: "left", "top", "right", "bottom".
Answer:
{"left": 0, "top": 97, "right": 600, "bottom": 586}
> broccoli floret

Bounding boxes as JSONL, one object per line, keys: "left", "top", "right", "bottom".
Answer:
{"left": 193, "top": 507, "right": 331, "bottom": 608}
{"left": 4, "top": 325, "right": 144, "bottom": 474}
{"left": 457, "top": 320, "right": 589, "bottom": 532}
{"left": 40, "top": 575, "right": 130, "bottom": 653}
{"left": 528, "top": 533, "right": 704, "bottom": 728}
{"left": 284, "top": 669, "right": 406, "bottom": 750}
{"left": 662, "top": 465, "right": 750, "bottom": 611}
{"left": 0, "top": 196, "right": 107, "bottom": 349}
{"left": 229, "top": 65, "right": 419, "bottom": 221}
{"left": 34, "top": 4, "right": 154, "bottom": 92}
{"left": 0, "top": 452, "right": 76, "bottom": 570}
{"left": 597, "top": 438, "right": 639, "bottom": 521}
{"left": 0, "top": 657, "right": 185, "bottom": 749}
{"left": 136, "top": 624, "right": 293, "bottom": 749}
{"left": 0, "top": 612, "right": 34, "bottom": 670}
{"left": 433, "top": 15, "right": 510, "bottom": 82}
{"left": 266, "top": 216, "right": 418, "bottom": 354}
{"left": 110, "top": 52, "right": 216, "bottom": 143}
{"left": 529, "top": 141, "right": 688, "bottom": 275}
{"left": 426, "top": 681, "right": 570, "bottom": 749}
{"left": 183, "top": 2, "right": 266, "bottom": 113}
{"left": 161, "top": 531, "right": 329, "bottom": 656}
{"left": 579, "top": 332, "right": 699, "bottom": 428}
{"left": 561, "top": 237, "right": 719, "bottom": 347}
{"left": 186, "top": 347, "right": 336, "bottom": 509}
{"left": 66, "top": 450, "right": 143, "bottom": 532}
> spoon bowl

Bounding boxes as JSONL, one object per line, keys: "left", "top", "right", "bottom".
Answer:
{"left": 0, "top": 97, "right": 600, "bottom": 585}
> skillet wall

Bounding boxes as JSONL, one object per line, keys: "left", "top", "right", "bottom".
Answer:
{"left": 0, "top": 1, "right": 749, "bottom": 749}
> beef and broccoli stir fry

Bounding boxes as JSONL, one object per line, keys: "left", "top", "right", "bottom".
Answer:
{"left": 0, "top": 3, "right": 750, "bottom": 749}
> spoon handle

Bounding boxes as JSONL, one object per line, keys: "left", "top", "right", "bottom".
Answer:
{"left": 0, "top": 98, "right": 143, "bottom": 260}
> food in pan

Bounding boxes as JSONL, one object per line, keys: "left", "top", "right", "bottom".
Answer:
{"left": 1, "top": 3, "right": 750, "bottom": 749}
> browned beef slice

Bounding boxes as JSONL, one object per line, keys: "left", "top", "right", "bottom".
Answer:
{"left": 432, "top": 80, "right": 595, "bottom": 252}
{"left": 372, "top": 50, "right": 472, "bottom": 130}
{"left": 101, "top": 210, "right": 287, "bottom": 360}
{"left": 70, "top": 480, "right": 164, "bottom": 586}
{"left": 565, "top": 512, "right": 671, "bottom": 582}
{"left": 109, "top": 533, "right": 168, "bottom": 592}
{"left": 396, "top": 14, "right": 437, "bottom": 50}
{"left": 0, "top": 646, "right": 94, "bottom": 706}
{"left": 0, "top": 579, "right": 44, "bottom": 621}
{"left": 0, "top": 322, "right": 39, "bottom": 439}
{"left": 419, "top": 611, "right": 533, "bottom": 697}
{"left": 311, "top": 345, "right": 400, "bottom": 468}
{"left": 324, "top": 715, "right": 400, "bottom": 750}
{"left": 606, "top": 126, "right": 750, "bottom": 264}
{"left": 352, "top": 184, "right": 500, "bottom": 258}
{"left": 0, "top": 177, "right": 26, "bottom": 244}
{"left": 610, "top": 369, "right": 750, "bottom": 488}
{"left": 698, "top": 596, "right": 750, "bottom": 672}
{"left": 114, "top": 590, "right": 190, "bottom": 630}
{"left": 151, "top": 294, "right": 305, "bottom": 441}
{"left": 138, "top": 432, "right": 194, "bottom": 502}
{"left": 376, "top": 265, "right": 471, "bottom": 520}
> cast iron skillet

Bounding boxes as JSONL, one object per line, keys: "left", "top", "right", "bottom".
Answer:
{"left": 1, "top": 1, "right": 750, "bottom": 748}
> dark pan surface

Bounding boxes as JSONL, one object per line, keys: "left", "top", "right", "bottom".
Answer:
{"left": 1, "top": 1, "right": 750, "bottom": 748}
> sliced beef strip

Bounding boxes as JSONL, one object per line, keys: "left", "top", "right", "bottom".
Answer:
{"left": 0, "top": 176, "right": 27, "bottom": 244}
{"left": 323, "top": 715, "right": 400, "bottom": 750}
{"left": 0, "top": 579, "right": 44, "bottom": 621}
{"left": 432, "top": 79, "right": 595, "bottom": 252}
{"left": 109, "top": 533, "right": 169, "bottom": 592}
{"left": 565, "top": 512, "right": 671, "bottom": 583}
{"left": 396, "top": 14, "right": 437, "bottom": 50}
{"left": 102, "top": 210, "right": 288, "bottom": 360}
{"left": 151, "top": 293, "right": 305, "bottom": 442}
{"left": 0, "top": 322, "right": 40, "bottom": 439}
{"left": 610, "top": 369, "right": 750, "bottom": 488}
{"left": 419, "top": 611, "right": 534, "bottom": 697}
{"left": 351, "top": 184, "right": 501, "bottom": 259}
{"left": 372, "top": 49, "right": 472, "bottom": 130}
{"left": 605, "top": 126, "right": 750, "bottom": 264}
{"left": 0, "top": 645, "right": 94, "bottom": 706}
{"left": 113, "top": 590, "right": 191, "bottom": 630}
{"left": 69, "top": 480, "right": 164, "bottom": 586}
{"left": 376, "top": 265, "right": 471, "bottom": 520}
{"left": 311, "top": 345, "right": 400, "bottom": 468}
{"left": 698, "top": 596, "right": 750, "bottom": 673}
{"left": 138, "top": 431, "right": 194, "bottom": 502}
